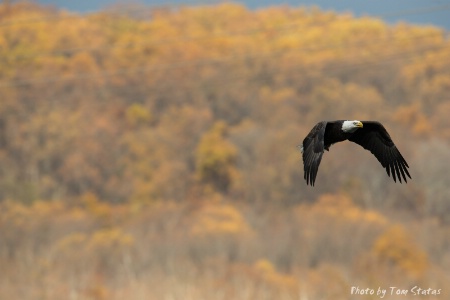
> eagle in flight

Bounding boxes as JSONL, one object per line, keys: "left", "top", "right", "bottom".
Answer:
{"left": 299, "top": 120, "right": 411, "bottom": 186}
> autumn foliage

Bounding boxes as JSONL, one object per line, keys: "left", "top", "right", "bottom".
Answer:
{"left": 1, "top": 2, "right": 450, "bottom": 299}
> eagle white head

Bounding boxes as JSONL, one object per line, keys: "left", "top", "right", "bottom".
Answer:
{"left": 341, "top": 120, "right": 363, "bottom": 133}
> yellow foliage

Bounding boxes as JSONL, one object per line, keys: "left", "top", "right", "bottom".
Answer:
{"left": 53, "top": 227, "right": 133, "bottom": 263}
{"left": 69, "top": 52, "right": 99, "bottom": 74}
{"left": 54, "top": 232, "right": 88, "bottom": 255}
{"left": 372, "top": 224, "right": 429, "bottom": 278}
{"left": 1, "top": 200, "right": 33, "bottom": 228}
{"left": 309, "top": 79, "right": 384, "bottom": 120}
{"left": 1, "top": 3, "right": 449, "bottom": 297}
{"left": 252, "top": 259, "right": 298, "bottom": 291}
{"left": 87, "top": 227, "right": 134, "bottom": 251}
{"left": 32, "top": 200, "right": 65, "bottom": 215}
{"left": 81, "top": 192, "right": 112, "bottom": 220}
{"left": 125, "top": 103, "right": 152, "bottom": 127}
{"left": 0, "top": 200, "right": 66, "bottom": 229}
{"left": 254, "top": 258, "right": 275, "bottom": 273}
{"left": 306, "top": 264, "right": 350, "bottom": 300}
{"left": 393, "top": 103, "right": 432, "bottom": 137}
{"left": 190, "top": 201, "right": 253, "bottom": 237}
{"left": 196, "top": 121, "right": 239, "bottom": 193}
{"left": 432, "top": 102, "right": 450, "bottom": 138}
{"left": 300, "top": 193, "right": 388, "bottom": 227}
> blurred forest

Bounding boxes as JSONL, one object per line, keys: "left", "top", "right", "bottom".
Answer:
{"left": 1, "top": 2, "right": 450, "bottom": 299}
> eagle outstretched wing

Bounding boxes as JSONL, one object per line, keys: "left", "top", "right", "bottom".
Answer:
{"left": 348, "top": 121, "right": 411, "bottom": 183}
{"left": 301, "top": 121, "right": 327, "bottom": 186}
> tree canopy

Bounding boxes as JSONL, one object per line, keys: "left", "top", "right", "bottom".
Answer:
{"left": 1, "top": 2, "right": 450, "bottom": 299}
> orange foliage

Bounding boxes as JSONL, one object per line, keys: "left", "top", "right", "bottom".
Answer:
{"left": 196, "top": 121, "right": 239, "bottom": 193}
{"left": 393, "top": 103, "right": 432, "bottom": 137}
{"left": 1, "top": 2, "right": 450, "bottom": 299}
{"left": 297, "top": 193, "right": 388, "bottom": 227}
{"left": 125, "top": 103, "right": 152, "bottom": 128}
{"left": 189, "top": 200, "right": 253, "bottom": 237}
{"left": 372, "top": 224, "right": 429, "bottom": 278}
{"left": 249, "top": 258, "right": 298, "bottom": 292}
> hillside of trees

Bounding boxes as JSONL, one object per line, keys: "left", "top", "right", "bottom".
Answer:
{"left": 1, "top": 2, "right": 450, "bottom": 299}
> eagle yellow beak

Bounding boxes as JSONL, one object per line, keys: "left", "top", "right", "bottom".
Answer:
{"left": 356, "top": 121, "right": 363, "bottom": 128}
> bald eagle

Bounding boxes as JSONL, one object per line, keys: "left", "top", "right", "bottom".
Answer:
{"left": 300, "top": 120, "right": 411, "bottom": 186}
